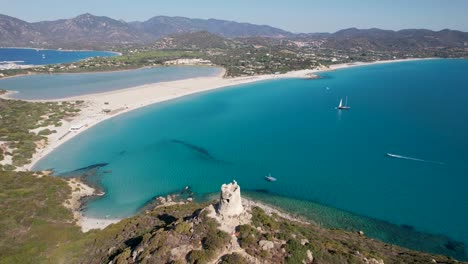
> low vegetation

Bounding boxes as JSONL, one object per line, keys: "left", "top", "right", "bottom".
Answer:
{"left": 0, "top": 170, "right": 82, "bottom": 264}
{"left": 219, "top": 253, "right": 249, "bottom": 264}
{"left": 0, "top": 99, "right": 82, "bottom": 169}
{"left": 0, "top": 169, "right": 463, "bottom": 263}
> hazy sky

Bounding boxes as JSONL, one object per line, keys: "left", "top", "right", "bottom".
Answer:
{"left": 1, "top": 0, "right": 467, "bottom": 33}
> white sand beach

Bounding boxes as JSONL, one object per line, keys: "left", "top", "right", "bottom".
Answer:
{"left": 20, "top": 67, "right": 322, "bottom": 171}
{"left": 1, "top": 57, "right": 432, "bottom": 231}
{"left": 16, "top": 58, "right": 433, "bottom": 172}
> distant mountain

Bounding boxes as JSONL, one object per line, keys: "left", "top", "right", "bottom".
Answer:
{"left": 323, "top": 28, "right": 468, "bottom": 50}
{"left": 1, "top": 14, "right": 467, "bottom": 50}
{"left": 135, "top": 16, "right": 292, "bottom": 38}
{"left": 0, "top": 13, "right": 150, "bottom": 49}
{"left": 0, "top": 14, "right": 43, "bottom": 47}
{"left": 34, "top": 14, "right": 150, "bottom": 45}
{"left": 0, "top": 13, "right": 293, "bottom": 49}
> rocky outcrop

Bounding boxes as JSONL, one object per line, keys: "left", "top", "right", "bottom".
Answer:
{"left": 259, "top": 240, "right": 275, "bottom": 250}
{"left": 217, "top": 180, "right": 244, "bottom": 217}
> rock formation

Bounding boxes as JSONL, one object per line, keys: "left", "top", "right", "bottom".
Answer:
{"left": 217, "top": 180, "right": 244, "bottom": 217}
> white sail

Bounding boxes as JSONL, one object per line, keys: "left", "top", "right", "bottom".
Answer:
{"left": 338, "top": 99, "right": 343, "bottom": 108}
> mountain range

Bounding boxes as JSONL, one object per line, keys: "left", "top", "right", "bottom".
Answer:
{"left": 0, "top": 13, "right": 290, "bottom": 48}
{"left": 0, "top": 13, "right": 467, "bottom": 50}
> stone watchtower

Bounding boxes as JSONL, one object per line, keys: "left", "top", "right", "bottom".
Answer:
{"left": 217, "top": 180, "right": 244, "bottom": 217}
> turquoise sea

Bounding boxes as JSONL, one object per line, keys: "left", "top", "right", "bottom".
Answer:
{"left": 34, "top": 59, "right": 468, "bottom": 259}
{"left": 0, "top": 66, "right": 222, "bottom": 100}
{"left": 0, "top": 47, "right": 116, "bottom": 66}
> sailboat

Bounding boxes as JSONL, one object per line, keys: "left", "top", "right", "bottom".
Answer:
{"left": 337, "top": 97, "right": 351, "bottom": 110}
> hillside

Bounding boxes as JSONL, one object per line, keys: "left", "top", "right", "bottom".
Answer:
{"left": 0, "top": 170, "right": 464, "bottom": 263}
{"left": 0, "top": 13, "right": 292, "bottom": 49}
{"left": 321, "top": 28, "right": 468, "bottom": 51}
{"left": 2, "top": 14, "right": 468, "bottom": 50}
{"left": 0, "top": 14, "right": 43, "bottom": 47}
{"left": 135, "top": 16, "right": 292, "bottom": 38}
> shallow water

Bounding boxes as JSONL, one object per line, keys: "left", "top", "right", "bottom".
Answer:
{"left": 35, "top": 59, "right": 468, "bottom": 259}
{"left": 0, "top": 66, "right": 222, "bottom": 99}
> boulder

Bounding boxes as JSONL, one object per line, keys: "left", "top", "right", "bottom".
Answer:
{"left": 306, "top": 249, "right": 314, "bottom": 262}
{"left": 259, "top": 240, "right": 275, "bottom": 250}
{"left": 365, "top": 258, "right": 384, "bottom": 264}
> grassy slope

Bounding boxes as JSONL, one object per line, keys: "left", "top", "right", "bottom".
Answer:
{"left": 0, "top": 171, "right": 83, "bottom": 264}
{"left": 0, "top": 170, "right": 464, "bottom": 263}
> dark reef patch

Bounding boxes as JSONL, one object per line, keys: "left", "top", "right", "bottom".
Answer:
{"left": 169, "top": 139, "right": 231, "bottom": 164}
{"left": 401, "top": 224, "right": 415, "bottom": 230}
{"left": 59, "top": 163, "right": 109, "bottom": 178}
{"left": 445, "top": 240, "right": 465, "bottom": 252}
{"left": 58, "top": 162, "right": 109, "bottom": 194}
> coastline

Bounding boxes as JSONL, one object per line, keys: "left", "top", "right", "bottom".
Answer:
{"left": 0, "top": 47, "right": 121, "bottom": 73}
{"left": 0, "top": 46, "right": 121, "bottom": 54}
{"left": 10, "top": 57, "right": 433, "bottom": 172}
{"left": 2, "top": 57, "right": 435, "bottom": 231}
{"left": 5, "top": 64, "right": 220, "bottom": 80}
{"left": 64, "top": 177, "right": 120, "bottom": 232}
{"left": 0, "top": 63, "right": 215, "bottom": 82}
{"left": 64, "top": 174, "right": 310, "bottom": 232}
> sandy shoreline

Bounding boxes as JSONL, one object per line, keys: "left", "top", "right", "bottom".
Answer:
{"left": 18, "top": 67, "right": 318, "bottom": 171}
{"left": 64, "top": 177, "right": 120, "bottom": 232}
{"left": 1, "top": 57, "right": 433, "bottom": 231}
{"left": 12, "top": 58, "right": 431, "bottom": 171}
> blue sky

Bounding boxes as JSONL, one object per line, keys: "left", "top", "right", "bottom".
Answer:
{"left": 1, "top": 0, "right": 467, "bottom": 33}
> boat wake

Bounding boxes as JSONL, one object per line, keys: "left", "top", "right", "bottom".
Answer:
{"left": 386, "top": 153, "right": 444, "bottom": 165}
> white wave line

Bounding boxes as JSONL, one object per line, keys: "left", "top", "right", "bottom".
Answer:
{"left": 386, "top": 153, "right": 444, "bottom": 165}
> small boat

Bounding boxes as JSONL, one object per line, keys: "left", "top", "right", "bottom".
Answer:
{"left": 265, "top": 174, "right": 277, "bottom": 182}
{"left": 337, "top": 97, "right": 351, "bottom": 110}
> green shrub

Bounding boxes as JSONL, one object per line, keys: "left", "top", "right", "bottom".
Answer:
{"left": 285, "top": 239, "right": 308, "bottom": 264}
{"left": 38, "top": 129, "right": 56, "bottom": 136}
{"left": 251, "top": 207, "right": 279, "bottom": 230}
{"left": 237, "top": 224, "right": 259, "bottom": 249}
{"left": 187, "top": 250, "right": 208, "bottom": 264}
{"left": 220, "top": 253, "right": 248, "bottom": 264}
{"left": 1, "top": 164, "right": 16, "bottom": 171}
{"left": 174, "top": 222, "right": 192, "bottom": 236}
{"left": 114, "top": 248, "right": 131, "bottom": 264}
{"left": 203, "top": 230, "right": 230, "bottom": 251}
